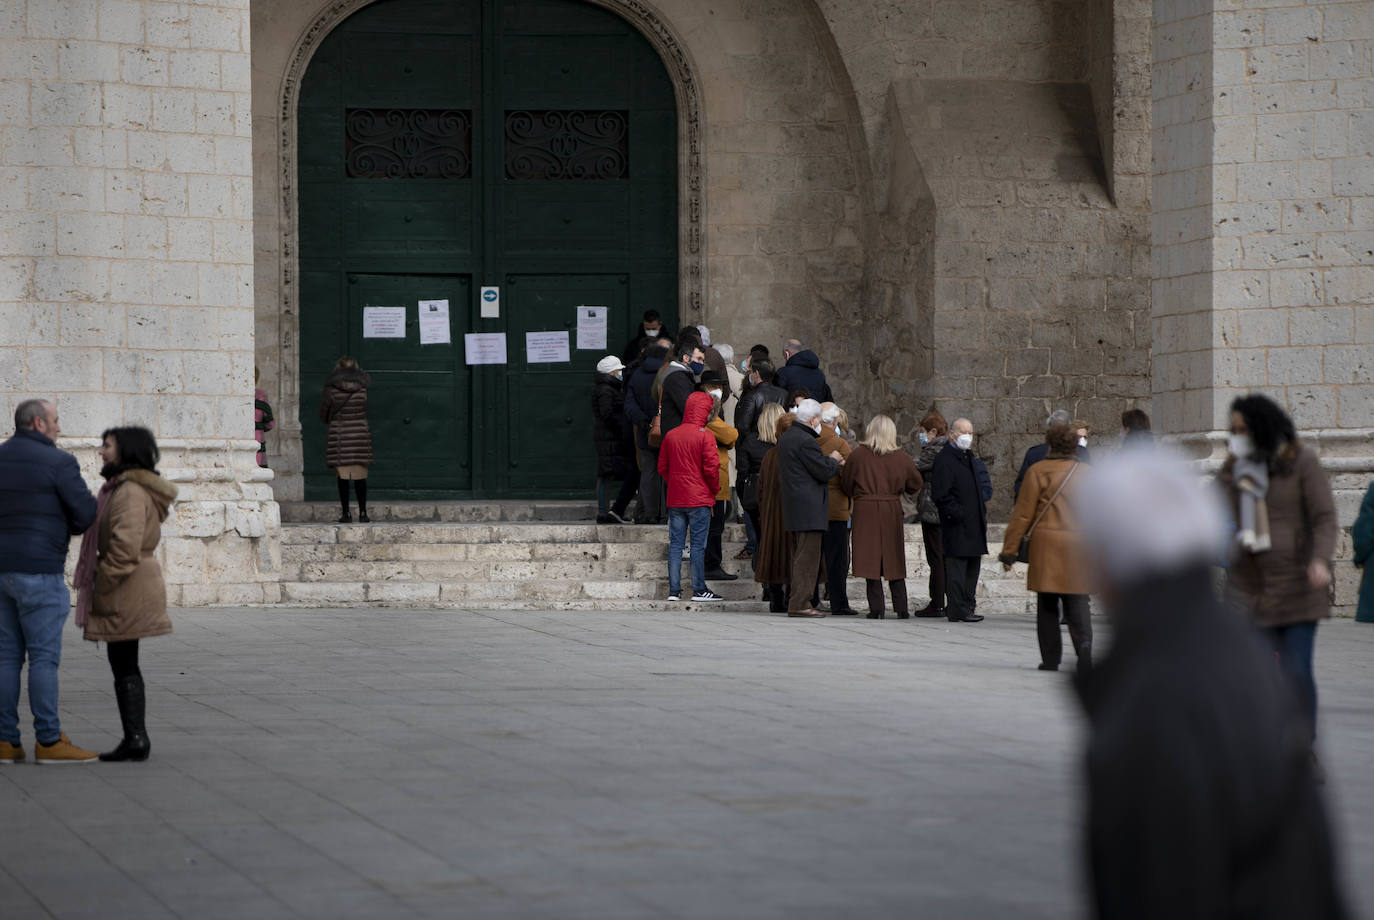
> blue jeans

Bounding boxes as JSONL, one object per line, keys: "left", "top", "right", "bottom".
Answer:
{"left": 0, "top": 573, "right": 71, "bottom": 746}
{"left": 667, "top": 506, "right": 710, "bottom": 595}
{"left": 1268, "top": 622, "right": 1318, "bottom": 740}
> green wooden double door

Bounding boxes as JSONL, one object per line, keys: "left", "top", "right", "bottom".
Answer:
{"left": 298, "top": 0, "right": 678, "bottom": 499}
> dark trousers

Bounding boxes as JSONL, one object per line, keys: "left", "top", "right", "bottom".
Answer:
{"left": 920, "top": 521, "right": 945, "bottom": 610}
{"left": 746, "top": 508, "right": 763, "bottom": 574}
{"left": 944, "top": 555, "right": 981, "bottom": 620}
{"left": 787, "top": 531, "right": 824, "bottom": 613}
{"left": 1036, "top": 593, "right": 1092, "bottom": 669}
{"left": 596, "top": 475, "right": 637, "bottom": 516}
{"left": 822, "top": 520, "right": 851, "bottom": 610}
{"left": 1268, "top": 622, "right": 1318, "bottom": 740}
{"left": 637, "top": 447, "right": 665, "bottom": 522}
{"left": 706, "top": 500, "right": 728, "bottom": 571}
{"left": 865, "top": 579, "right": 908, "bottom": 616}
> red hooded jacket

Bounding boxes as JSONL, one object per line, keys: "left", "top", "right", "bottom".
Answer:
{"left": 657, "top": 391, "right": 720, "bottom": 508}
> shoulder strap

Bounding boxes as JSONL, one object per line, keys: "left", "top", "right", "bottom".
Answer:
{"left": 1026, "top": 462, "right": 1079, "bottom": 539}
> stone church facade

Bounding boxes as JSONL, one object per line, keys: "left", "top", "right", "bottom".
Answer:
{"left": 1, "top": 0, "right": 1370, "bottom": 606}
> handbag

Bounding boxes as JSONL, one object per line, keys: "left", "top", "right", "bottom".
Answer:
{"left": 646, "top": 388, "right": 665, "bottom": 448}
{"left": 738, "top": 471, "right": 759, "bottom": 512}
{"left": 1017, "top": 462, "right": 1079, "bottom": 564}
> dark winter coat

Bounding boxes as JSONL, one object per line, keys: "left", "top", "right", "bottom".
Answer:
{"left": 931, "top": 443, "right": 988, "bottom": 557}
{"left": 841, "top": 446, "right": 923, "bottom": 580}
{"left": 1354, "top": 481, "right": 1374, "bottom": 623}
{"left": 733, "top": 382, "right": 787, "bottom": 446}
{"left": 775, "top": 350, "right": 833, "bottom": 403}
{"left": 624, "top": 356, "right": 663, "bottom": 450}
{"left": 1014, "top": 441, "right": 1091, "bottom": 500}
{"left": 736, "top": 435, "right": 771, "bottom": 512}
{"left": 1078, "top": 567, "right": 1347, "bottom": 920}
{"left": 658, "top": 363, "right": 697, "bottom": 435}
{"left": 1219, "top": 442, "right": 1337, "bottom": 628}
{"left": 592, "top": 372, "right": 634, "bottom": 479}
{"left": 753, "top": 448, "right": 790, "bottom": 585}
{"left": 87, "top": 469, "right": 176, "bottom": 642}
{"left": 657, "top": 392, "right": 719, "bottom": 509}
{"left": 318, "top": 367, "right": 372, "bottom": 468}
{"left": 777, "top": 422, "right": 839, "bottom": 533}
{"left": 0, "top": 428, "right": 98, "bottom": 574}
{"left": 913, "top": 435, "right": 948, "bottom": 524}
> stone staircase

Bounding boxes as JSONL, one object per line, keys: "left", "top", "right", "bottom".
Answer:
{"left": 276, "top": 502, "right": 1036, "bottom": 613}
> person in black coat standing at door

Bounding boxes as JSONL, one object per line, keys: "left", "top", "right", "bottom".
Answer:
{"left": 591, "top": 356, "right": 636, "bottom": 524}
{"left": 777, "top": 399, "right": 843, "bottom": 618}
{"left": 624, "top": 341, "right": 671, "bottom": 524}
{"left": 930, "top": 417, "right": 987, "bottom": 623}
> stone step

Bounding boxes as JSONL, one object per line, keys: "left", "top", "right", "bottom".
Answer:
{"left": 278, "top": 501, "right": 598, "bottom": 524}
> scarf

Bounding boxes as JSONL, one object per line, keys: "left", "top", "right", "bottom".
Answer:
{"left": 1233, "top": 456, "right": 1272, "bottom": 554}
{"left": 74, "top": 478, "right": 119, "bottom": 627}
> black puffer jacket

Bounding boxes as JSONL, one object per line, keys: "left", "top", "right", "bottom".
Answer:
{"left": 592, "top": 372, "right": 634, "bottom": 478}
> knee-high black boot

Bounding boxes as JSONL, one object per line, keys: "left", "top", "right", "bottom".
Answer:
{"left": 100, "top": 675, "right": 150, "bottom": 762}
{"left": 355, "top": 478, "right": 369, "bottom": 522}
{"left": 337, "top": 478, "right": 351, "bottom": 523}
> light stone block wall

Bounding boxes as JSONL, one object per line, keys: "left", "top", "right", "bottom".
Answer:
{"left": 0, "top": 0, "right": 280, "bottom": 604}
{"left": 1152, "top": 0, "right": 1374, "bottom": 614}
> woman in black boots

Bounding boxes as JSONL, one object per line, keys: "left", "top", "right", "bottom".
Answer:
{"left": 73, "top": 426, "right": 177, "bottom": 762}
{"left": 319, "top": 356, "right": 373, "bottom": 522}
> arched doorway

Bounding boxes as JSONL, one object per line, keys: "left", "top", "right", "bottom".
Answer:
{"left": 297, "top": 0, "right": 679, "bottom": 500}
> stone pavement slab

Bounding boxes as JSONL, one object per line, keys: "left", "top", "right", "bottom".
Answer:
{"left": 1, "top": 609, "right": 1371, "bottom": 919}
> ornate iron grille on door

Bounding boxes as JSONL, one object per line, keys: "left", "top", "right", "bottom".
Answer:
{"left": 344, "top": 109, "right": 473, "bottom": 178}
{"left": 504, "top": 110, "right": 629, "bottom": 179}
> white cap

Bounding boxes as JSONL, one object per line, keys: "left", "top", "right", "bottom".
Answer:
{"left": 1074, "top": 448, "right": 1229, "bottom": 585}
{"left": 596, "top": 355, "right": 625, "bottom": 375}
{"left": 819, "top": 402, "right": 840, "bottom": 424}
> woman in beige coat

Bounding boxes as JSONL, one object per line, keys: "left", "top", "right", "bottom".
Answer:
{"left": 998, "top": 423, "right": 1092, "bottom": 672}
{"left": 74, "top": 427, "right": 176, "bottom": 762}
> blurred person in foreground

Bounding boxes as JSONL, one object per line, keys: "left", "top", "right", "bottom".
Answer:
{"left": 1074, "top": 450, "right": 1347, "bottom": 920}
{"left": 1219, "top": 393, "right": 1336, "bottom": 746}
{"left": 1354, "top": 479, "right": 1374, "bottom": 624}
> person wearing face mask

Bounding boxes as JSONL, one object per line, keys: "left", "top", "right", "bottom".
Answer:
{"left": 1014, "top": 410, "right": 1092, "bottom": 502}
{"left": 912, "top": 411, "right": 950, "bottom": 617}
{"left": 621, "top": 309, "right": 663, "bottom": 364}
{"left": 777, "top": 399, "right": 844, "bottom": 617}
{"left": 654, "top": 334, "right": 706, "bottom": 436}
{"left": 1219, "top": 394, "right": 1337, "bottom": 752}
{"left": 733, "top": 358, "right": 786, "bottom": 561}
{"left": 591, "top": 356, "right": 637, "bottom": 524}
{"left": 698, "top": 371, "right": 739, "bottom": 581}
{"left": 624, "top": 340, "right": 673, "bottom": 524}
{"left": 930, "top": 417, "right": 987, "bottom": 623}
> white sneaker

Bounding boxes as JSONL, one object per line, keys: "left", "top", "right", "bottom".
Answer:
{"left": 667, "top": 593, "right": 680, "bottom": 601}
{"left": 692, "top": 590, "right": 724, "bottom": 602}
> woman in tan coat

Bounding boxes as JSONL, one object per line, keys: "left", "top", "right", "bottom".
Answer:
{"left": 73, "top": 426, "right": 177, "bottom": 762}
{"left": 840, "top": 415, "right": 923, "bottom": 618}
{"left": 998, "top": 423, "right": 1091, "bottom": 672}
{"left": 319, "top": 355, "right": 372, "bottom": 523}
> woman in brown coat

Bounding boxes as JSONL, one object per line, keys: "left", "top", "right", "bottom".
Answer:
{"left": 753, "top": 411, "right": 795, "bottom": 612}
{"left": 319, "top": 355, "right": 373, "bottom": 523}
{"left": 998, "top": 423, "right": 1091, "bottom": 672}
{"left": 73, "top": 427, "right": 177, "bottom": 762}
{"left": 1219, "top": 394, "right": 1336, "bottom": 742}
{"left": 840, "top": 415, "right": 923, "bottom": 619}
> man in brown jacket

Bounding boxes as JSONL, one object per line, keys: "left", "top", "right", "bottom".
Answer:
{"left": 818, "top": 404, "right": 855, "bottom": 614}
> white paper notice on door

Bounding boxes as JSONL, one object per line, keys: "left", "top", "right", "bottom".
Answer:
{"left": 575, "top": 306, "right": 608, "bottom": 350}
{"left": 525, "top": 330, "right": 570, "bottom": 364}
{"left": 464, "top": 332, "right": 508, "bottom": 365}
{"left": 417, "top": 299, "right": 451, "bottom": 345}
{"left": 362, "top": 306, "right": 406, "bottom": 338}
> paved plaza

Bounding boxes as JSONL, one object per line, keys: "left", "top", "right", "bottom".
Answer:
{"left": 2, "top": 608, "right": 1372, "bottom": 920}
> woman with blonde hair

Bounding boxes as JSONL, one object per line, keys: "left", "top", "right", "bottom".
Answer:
{"left": 752, "top": 408, "right": 794, "bottom": 612}
{"left": 840, "top": 414, "right": 924, "bottom": 618}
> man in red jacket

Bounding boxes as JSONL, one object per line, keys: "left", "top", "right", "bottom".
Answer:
{"left": 657, "top": 392, "right": 725, "bottom": 602}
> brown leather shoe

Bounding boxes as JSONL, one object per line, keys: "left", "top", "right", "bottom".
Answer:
{"left": 788, "top": 608, "right": 827, "bottom": 617}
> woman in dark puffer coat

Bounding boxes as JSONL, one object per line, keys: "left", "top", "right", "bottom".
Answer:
{"left": 319, "top": 356, "right": 372, "bottom": 523}
{"left": 592, "top": 356, "right": 637, "bottom": 524}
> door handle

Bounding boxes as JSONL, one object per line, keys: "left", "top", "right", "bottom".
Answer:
{"left": 564, "top": 416, "right": 573, "bottom": 424}
{"left": 403, "top": 417, "right": 412, "bottom": 424}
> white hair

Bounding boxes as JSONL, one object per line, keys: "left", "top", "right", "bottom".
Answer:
{"left": 819, "top": 403, "right": 841, "bottom": 424}
{"left": 1074, "top": 448, "right": 1229, "bottom": 585}
{"left": 715, "top": 343, "right": 733, "bottom": 363}
{"left": 795, "top": 398, "right": 823, "bottom": 423}
{"left": 696, "top": 325, "right": 711, "bottom": 347}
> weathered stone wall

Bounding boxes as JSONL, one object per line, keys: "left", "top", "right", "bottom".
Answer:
{"left": 1151, "top": 0, "right": 1374, "bottom": 614}
{"left": 0, "top": 0, "right": 280, "bottom": 603}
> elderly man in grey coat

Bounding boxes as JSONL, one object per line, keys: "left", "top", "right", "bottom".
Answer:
{"left": 777, "top": 399, "right": 843, "bottom": 618}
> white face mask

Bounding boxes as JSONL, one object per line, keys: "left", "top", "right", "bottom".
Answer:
{"left": 1077, "top": 436, "right": 1087, "bottom": 447}
{"left": 1228, "top": 433, "right": 1253, "bottom": 458}
{"left": 706, "top": 388, "right": 722, "bottom": 400}
{"left": 955, "top": 433, "right": 973, "bottom": 450}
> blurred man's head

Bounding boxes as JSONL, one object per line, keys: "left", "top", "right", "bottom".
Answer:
{"left": 15, "top": 399, "right": 58, "bottom": 438}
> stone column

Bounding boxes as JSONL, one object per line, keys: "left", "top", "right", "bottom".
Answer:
{"left": 1152, "top": 0, "right": 1374, "bottom": 612}
{"left": 0, "top": 0, "right": 280, "bottom": 604}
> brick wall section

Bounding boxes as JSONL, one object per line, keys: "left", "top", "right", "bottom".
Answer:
{"left": 0, "top": 0, "right": 280, "bottom": 603}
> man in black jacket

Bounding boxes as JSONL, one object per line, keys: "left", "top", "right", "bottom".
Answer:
{"left": 733, "top": 359, "right": 787, "bottom": 448}
{"left": 777, "top": 399, "right": 843, "bottom": 618}
{"left": 930, "top": 417, "right": 987, "bottom": 623}
{"left": 1014, "top": 409, "right": 1091, "bottom": 501}
{"left": 776, "top": 338, "right": 834, "bottom": 403}
{"left": 624, "top": 343, "right": 671, "bottom": 523}
{"left": 0, "top": 399, "right": 100, "bottom": 764}
{"left": 655, "top": 337, "right": 704, "bottom": 435}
